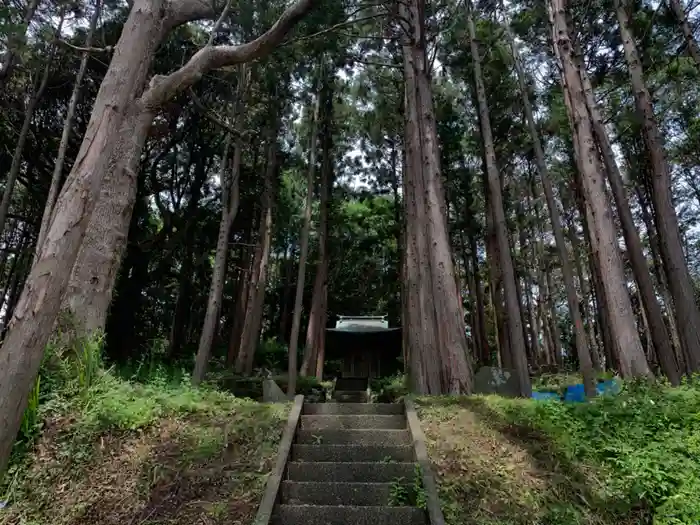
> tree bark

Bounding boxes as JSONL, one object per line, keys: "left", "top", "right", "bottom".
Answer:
{"left": 507, "top": 22, "right": 595, "bottom": 394}
{"left": 666, "top": 0, "right": 700, "bottom": 69}
{"left": 306, "top": 70, "right": 334, "bottom": 380}
{"left": 615, "top": 0, "right": 700, "bottom": 372}
{"left": 634, "top": 182, "right": 687, "bottom": 373}
{"left": 60, "top": 0, "right": 317, "bottom": 337}
{"left": 104, "top": 185, "right": 152, "bottom": 361}
{"left": 192, "top": 67, "right": 247, "bottom": 383}
{"left": 192, "top": 130, "right": 242, "bottom": 383}
{"left": 289, "top": 91, "right": 320, "bottom": 394}
{"left": 576, "top": 49, "right": 680, "bottom": 383}
{"left": 399, "top": 0, "right": 473, "bottom": 394}
{"left": 468, "top": 4, "right": 530, "bottom": 395}
{"left": 0, "top": 0, "right": 315, "bottom": 476}
{"left": 550, "top": 0, "right": 650, "bottom": 378}
{"left": 227, "top": 241, "right": 254, "bottom": 366}
{"left": 34, "top": 0, "right": 102, "bottom": 261}
{"left": 469, "top": 234, "right": 489, "bottom": 365}
{"left": 485, "top": 202, "right": 509, "bottom": 368}
{"left": 278, "top": 241, "right": 295, "bottom": 341}
{"left": 235, "top": 141, "right": 277, "bottom": 375}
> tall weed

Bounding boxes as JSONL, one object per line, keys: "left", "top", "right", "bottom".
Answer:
{"left": 18, "top": 377, "right": 40, "bottom": 443}
{"left": 479, "top": 378, "right": 700, "bottom": 523}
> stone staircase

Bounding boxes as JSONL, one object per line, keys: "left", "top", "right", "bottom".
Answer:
{"left": 271, "top": 400, "right": 429, "bottom": 525}
{"left": 332, "top": 377, "right": 370, "bottom": 403}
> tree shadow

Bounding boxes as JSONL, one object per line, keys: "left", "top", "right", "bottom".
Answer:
{"left": 460, "top": 397, "right": 653, "bottom": 525}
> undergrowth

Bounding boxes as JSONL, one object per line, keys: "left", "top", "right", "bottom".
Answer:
{"left": 418, "top": 379, "right": 700, "bottom": 525}
{"left": 1, "top": 331, "right": 290, "bottom": 525}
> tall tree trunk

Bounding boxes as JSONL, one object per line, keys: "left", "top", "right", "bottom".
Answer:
{"left": 34, "top": 0, "right": 102, "bottom": 260}
{"left": 0, "top": 15, "right": 64, "bottom": 240}
{"left": 235, "top": 141, "right": 277, "bottom": 375}
{"left": 615, "top": 0, "right": 700, "bottom": 372}
{"left": 666, "top": 0, "right": 700, "bottom": 69}
{"left": 562, "top": 184, "right": 602, "bottom": 370}
{"left": 526, "top": 236, "right": 543, "bottom": 364}
{"left": 507, "top": 22, "right": 594, "bottom": 394}
{"left": 63, "top": 105, "right": 155, "bottom": 337}
{"left": 468, "top": 4, "right": 530, "bottom": 395}
{"left": 59, "top": 0, "right": 316, "bottom": 338}
{"left": 577, "top": 55, "right": 680, "bottom": 383}
{"left": 192, "top": 68, "right": 247, "bottom": 383}
{"left": 306, "top": 70, "right": 334, "bottom": 380}
{"left": 462, "top": 166, "right": 488, "bottom": 364}
{"left": 278, "top": 241, "right": 294, "bottom": 341}
{"left": 0, "top": 0, "right": 315, "bottom": 475}
{"left": 576, "top": 38, "right": 678, "bottom": 380}
{"left": 513, "top": 209, "right": 533, "bottom": 362}
{"left": 469, "top": 234, "right": 489, "bottom": 365}
{"left": 634, "top": 182, "right": 687, "bottom": 373}
{"left": 103, "top": 171, "right": 152, "bottom": 361}
{"left": 550, "top": 0, "right": 650, "bottom": 378}
{"left": 192, "top": 129, "right": 242, "bottom": 383}
{"left": 227, "top": 241, "right": 254, "bottom": 366}
{"left": 166, "top": 154, "right": 208, "bottom": 358}
{"left": 289, "top": 91, "right": 320, "bottom": 394}
{"left": 544, "top": 266, "right": 564, "bottom": 368}
{"left": 399, "top": 0, "right": 473, "bottom": 394}
{"left": 388, "top": 139, "right": 403, "bottom": 328}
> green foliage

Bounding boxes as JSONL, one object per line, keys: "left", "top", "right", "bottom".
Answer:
{"left": 532, "top": 371, "right": 616, "bottom": 395}
{"left": 11, "top": 330, "right": 107, "bottom": 465}
{"left": 419, "top": 380, "right": 700, "bottom": 524}
{"left": 2, "top": 334, "right": 290, "bottom": 524}
{"left": 327, "top": 195, "right": 400, "bottom": 321}
{"left": 388, "top": 477, "right": 410, "bottom": 506}
{"left": 413, "top": 463, "right": 427, "bottom": 510}
{"left": 254, "top": 337, "right": 289, "bottom": 371}
{"left": 387, "top": 466, "right": 426, "bottom": 508}
{"left": 370, "top": 373, "right": 408, "bottom": 403}
{"left": 18, "top": 377, "right": 40, "bottom": 444}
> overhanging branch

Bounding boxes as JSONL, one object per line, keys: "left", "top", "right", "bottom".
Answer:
{"left": 141, "top": 0, "right": 316, "bottom": 109}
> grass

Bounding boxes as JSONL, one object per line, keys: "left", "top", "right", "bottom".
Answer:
{"left": 417, "top": 379, "right": 700, "bottom": 525}
{"left": 0, "top": 334, "right": 290, "bottom": 525}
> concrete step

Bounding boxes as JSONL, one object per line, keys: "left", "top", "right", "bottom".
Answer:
{"left": 303, "top": 403, "right": 403, "bottom": 415}
{"left": 272, "top": 504, "right": 427, "bottom": 525}
{"left": 296, "top": 428, "right": 411, "bottom": 445}
{"left": 300, "top": 415, "right": 406, "bottom": 430}
{"left": 287, "top": 461, "right": 415, "bottom": 482}
{"left": 291, "top": 444, "right": 414, "bottom": 462}
{"left": 281, "top": 481, "right": 409, "bottom": 506}
{"left": 333, "top": 390, "right": 368, "bottom": 403}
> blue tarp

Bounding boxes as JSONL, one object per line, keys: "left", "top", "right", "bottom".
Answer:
{"left": 532, "top": 391, "right": 561, "bottom": 401}
{"left": 532, "top": 378, "right": 621, "bottom": 403}
{"left": 564, "top": 383, "right": 586, "bottom": 403}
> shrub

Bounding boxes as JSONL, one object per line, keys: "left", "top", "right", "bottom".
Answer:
{"left": 370, "top": 374, "right": 408, "bottom": 403}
